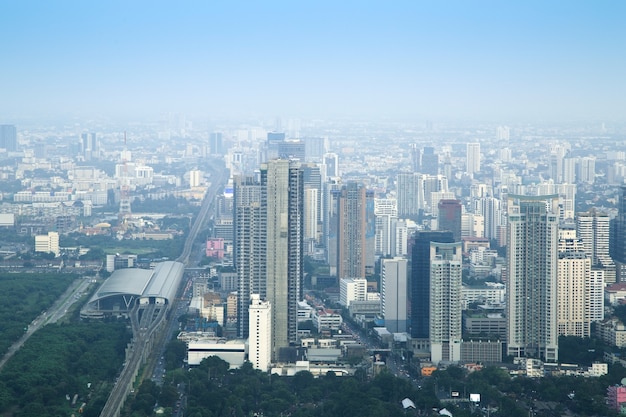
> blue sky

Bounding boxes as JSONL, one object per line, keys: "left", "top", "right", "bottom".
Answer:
{"left": 1, "top": 1, "right": 624, "bottom": 122}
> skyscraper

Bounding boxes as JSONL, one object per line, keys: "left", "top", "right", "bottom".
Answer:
{"left": 261, "top": 159, "right": 304, "bottom": 360}
{"left": 466, "top": 142, "right": 480, "bottom": 177}
{"left": 577, "top": 209, "right": 615, "bottom": 283}
{"left": 396, "top": 172, "right": 424, "bottom": 218}
{"left": 421, "top": 146, "right": 438, "bottom": 175}
{"left": 381, "top": 257, "right": 408, "bottom": 333}
{"left": 209, "top": 132, "right": 224, "bottom": 155}
{"left": 438, "top": 199, "right": 462, "bottom": 242}
{"left": 337, "top": 182, "right": 367, "bottom": 279}
{"left": 410, "top": 231, "right": 454, "bottom": 341}
{"left": 429, "top": 241, "right": 462, "bottom": 364}
{"left": 506, "top": 195, "right": 559, "bottom": 362}
{"left": 234, "top": 175, "right": 265, "bottom": 338}
{"left": 611, "top": 185, "right": 626, "bottom": 281}
{"left": 557, "top": 232, "right": 592, "bottom": 337}
{"left": 0, "top": 124, "right": 18, "bottom": 152}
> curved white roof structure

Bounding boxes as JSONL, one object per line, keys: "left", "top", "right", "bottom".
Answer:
{"left": 81, "top": 261, "right": 184, "bottom": 317}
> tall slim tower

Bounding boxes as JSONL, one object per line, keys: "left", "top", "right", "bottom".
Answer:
{"left": 410, "top": 231, "right": 454, "bottom": 342}
{"left": 337, "top": 182, "right": 367, "bottom": 279}
{"left": 506, "top": 195, "right": 559, "bottom": 362}
{"left": 234, "top": 175, "right": 265, "bottom": 338}
{"left": 261, "top": 159, "right": 304, "bottom": 360}
{"left": 466, "top": 142, "right": 480, "bottom": 177}
{"left": 557, "top": 232, "right": 592, "bottom": 338}
{"left": 611, "top": 185, "right": 626, "bottom": 281}
{"left": 396, "top": 172, "right": 424, "bottom": 218}
{"left": 381, "top": 257, "right": 408, "bottom": 333}
{"left": 429, "top": 241, "right": 462, "bottom": 364}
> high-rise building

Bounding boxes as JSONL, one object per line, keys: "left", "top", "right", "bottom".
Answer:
{"left": 496, "top": 126, "right": 510, "bottom": 143}
{"left": 410, "top": 231, "right": 454, "bottom": 341}
{"left": 557, "top": 233, "right": 592, "bottom": 337}
{"left": 429, "top": 241, "right": 462, "bottom": 364}
{"left": 423, "top": 175, "right": 449, "bottom": 211}
{"left": 506, "top": 195, "right": 559, "bottom": 362}
{"left": 381, "top": 257, "right": 408, "bottom": 333}
{"left": 0, "top": 124, "right": 18, "bottom": 152}
{"left": 189, "top": 169, "right": 202, "bottom": 188}
{"left": 466, "top": 142, "right": 480, "bottom": 177}
{"left": 261, "top": 159, "right": 304, "bottom": 360}
{"left": 209, "top": 132, "right": 224, "bottom": 155}
{"left": 248, "top": 294, "right": 272, "bottom": 372}
{"left": 611, "top": 185, "right": 626, "bottom": 281}
{"left": 576, "top": 210, "right": 615, "bottom": 283}
{"left": 375, "top": 198, "right": 398, "bottom": 257}
{"left": 410, "top": 143, "right": 421, "bottom": 172}
{"left": 302, "top": 163, "right": 322, "bottom": 254}
{"left": 337, "top": 182, "right": 367, "bottom": 279}
{"left": 477, "top": 196, "right": 502, "bottom": 241}
{"left": 396, "top": 172, "right": 424, "bottom": 218}
{"left": 438, "top": 199, "right": 462, "bottom": 241}
{"left": 323, "top": 152, "right": 339, "bottom": 179}
{"left": 233, "top": 176, "right": 265, "bottom": 338}
{"left": 303, "top": 136, "right": 327, "bottom": 162}
{"left": 578, "top": 157, "right": 596, "bottom": 184}
{"left": 339, "top": 277, "right": 368, "bottom": 307}
{"left": 421, "top": 146, "right": 438, "bottom": 175}
{"left": 323, "top": 178, "right": 342, "bottom": 273}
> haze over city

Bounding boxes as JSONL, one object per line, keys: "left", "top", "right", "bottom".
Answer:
{"left": 2, "top": 1, "right": 625, "bottom": 122}
{"left": 4, "top": 2, "right": 626, "bottom": 417}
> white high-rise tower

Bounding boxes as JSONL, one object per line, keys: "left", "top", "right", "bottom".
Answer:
{"left": 248, "top": 294, "right": 272, "bottom": 372}
{"left": 506, "top": 195, "right": 559, "bottom": 362}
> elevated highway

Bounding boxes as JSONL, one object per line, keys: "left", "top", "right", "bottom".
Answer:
{"left": 99, "top": 159, "right": 228, "bottom": 417}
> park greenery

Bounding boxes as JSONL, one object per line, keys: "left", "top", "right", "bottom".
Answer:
{"left": 0, "top": 272, "right": 77, "bottom": 357}
{"left": 0, "top": 321, "right": 131, "bottom": 417}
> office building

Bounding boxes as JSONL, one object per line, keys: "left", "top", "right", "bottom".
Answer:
{"left": 261, "top": 159, "right": 304, "bottom": 360}
{"left": 429, "top": 241, "right": 462, "bottom": 364}
{"left": 248, "top": 294, "right": 272, "bottom": 372}
{"left": 410, "top": 231, "right": 454, "bottom": 340}
{"left": 466, "top": 142, "right": 480, "bottom": 177}
{"left": 438, "top": 199, "right": 462, "bottom": 241}
{"left": 381, "top": 257, "right": 408, "bottom": 333}
{"left": 506, "top": 195, "right": 559, "bottom": 362}
{"left": 34, "top": 231, "right": 60, "bottom": 257}
{"left": 337, "top": 182, "right": 367, "bottom": 279}
{"left": 339, "top": 277, "right": 368, "bottom": 307}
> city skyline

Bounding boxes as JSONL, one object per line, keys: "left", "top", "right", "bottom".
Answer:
{"left": 1, "top": 1, "right": 625, "bottom": 122}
